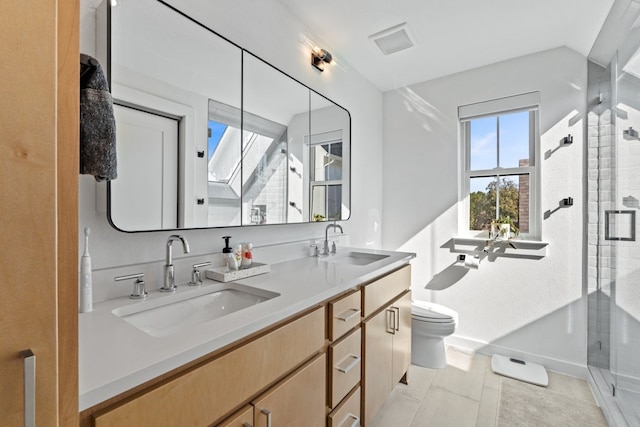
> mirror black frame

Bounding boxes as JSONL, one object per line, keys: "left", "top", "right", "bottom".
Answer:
{"left": 105, "top": 0, "right": 351, "bottom": 232}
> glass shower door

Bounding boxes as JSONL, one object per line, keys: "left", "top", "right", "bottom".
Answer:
{"left": 609, "top": 22, "right": 640, "bottom": 424}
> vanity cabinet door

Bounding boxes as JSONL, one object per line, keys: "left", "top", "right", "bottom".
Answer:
{"left": 363, "top": 289, "right": 412, "bottom": 425}
{"left": 363, "top": 307, "right": 394, "bottom": 424}
{"left": 253, "top": 353, "right": 326, "bottom": 427}
{"left": 391, "top": 291, "right": 412, "bottom": 385}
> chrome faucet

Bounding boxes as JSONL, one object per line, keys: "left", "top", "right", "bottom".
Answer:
{"left": 323, "top": 223, "right": 344, "bottom": 255}
{"left": 160, "top": 234, "right": 190, "bottom": 292}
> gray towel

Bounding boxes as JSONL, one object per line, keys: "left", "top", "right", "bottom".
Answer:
{"left": 80, "top": 54, "right": 117, "bottom": 181}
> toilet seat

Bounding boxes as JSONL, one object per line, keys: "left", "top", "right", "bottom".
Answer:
{"left": 412, "top": 300, "right": 458, "bottom": 324}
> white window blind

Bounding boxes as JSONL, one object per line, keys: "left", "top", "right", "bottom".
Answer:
{"left": 458, "top": 91, "right": 540, "bottom": 122}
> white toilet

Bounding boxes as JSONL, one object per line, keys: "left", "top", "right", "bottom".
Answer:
{"left": 411, "top": 300, "right": 458, "bottom": 369}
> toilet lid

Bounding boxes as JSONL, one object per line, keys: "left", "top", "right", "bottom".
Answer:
{"left": 412, "top": 300, "right": 458, "bottom": 322}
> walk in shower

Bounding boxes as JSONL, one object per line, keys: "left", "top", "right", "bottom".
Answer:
{"left": 588, "top": 8, "right": 640, "bottom": 426}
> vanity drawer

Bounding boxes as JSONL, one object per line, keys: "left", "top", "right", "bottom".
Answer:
{"left": 363, "top": 265, "right": 411, "bottom": 317}
{"left": 328, "top": 386, "right": 361, "bottom": 427}
{"left": 93, "top": 307, "right": 325, "bottom": 427}
{"left": 329, "top": 328, "right": 361, "bottom": 408}
{"left": 329, "top": 290, "right": 362, "bottom": 341}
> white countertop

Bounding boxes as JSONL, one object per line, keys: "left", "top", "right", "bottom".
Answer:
{"left": 79, "top": 248, "right": 415, "bottom": 410}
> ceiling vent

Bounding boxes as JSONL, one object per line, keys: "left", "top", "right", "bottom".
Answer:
{"left": 369, "top": 23, "right": 416, "bottom": 55}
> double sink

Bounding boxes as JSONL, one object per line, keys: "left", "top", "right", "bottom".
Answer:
{"left": 112, "top": 251, "right": 388, "bottom": 338}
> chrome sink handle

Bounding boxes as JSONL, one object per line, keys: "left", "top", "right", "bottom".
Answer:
{"left": 115, "top": 273, "right": 147, "bottom": 299}
{"left": 188, "top": 261, "right": 212, "bottom": 287}
{"left": 161, "top": 235, "right": 190, "bottom": 293}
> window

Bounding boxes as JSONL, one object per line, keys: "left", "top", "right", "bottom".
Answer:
{"left": 459, "top": 92, "right": 540, "bottom": 239}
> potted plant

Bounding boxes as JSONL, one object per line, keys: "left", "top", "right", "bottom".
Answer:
{"left": 491, "top": 216, "right": 519, "bottom": 240}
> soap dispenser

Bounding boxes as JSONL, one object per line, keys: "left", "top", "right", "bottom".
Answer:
{"left": 222, "top": 236, "right": 239, "bottom": 270}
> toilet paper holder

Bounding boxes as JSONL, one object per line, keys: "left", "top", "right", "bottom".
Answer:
{"left": 456, "top": 254, "right": 480, "bottom": 269}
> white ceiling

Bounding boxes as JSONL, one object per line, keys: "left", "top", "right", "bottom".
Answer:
{"left": 278, "top": 0, "right": 616, "bottom": 92}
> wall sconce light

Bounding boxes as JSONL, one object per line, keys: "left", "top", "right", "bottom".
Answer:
{"left": 300, "top": 34, "right": 335, "bottom": 72}
{"left": 311, "top": 48, "right": 333, "bottom": 72}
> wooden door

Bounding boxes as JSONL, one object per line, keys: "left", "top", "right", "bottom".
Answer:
{"left": 392, "top": 291, "right": 412, "bottom": 385}
{"left": 253, "top": 354, "right": 326, "bottom": 427}
{"left": 363, "top": 307, "right": 394, "bottom": 425}
{"left": 0, "top": 0, "right": 79, "bottom": 425}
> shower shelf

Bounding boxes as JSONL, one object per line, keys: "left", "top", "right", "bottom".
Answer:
{"left": 452, "top": 237, "right": 548, "bottom": 258}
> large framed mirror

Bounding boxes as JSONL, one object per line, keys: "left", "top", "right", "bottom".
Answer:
{"left": 107, "top": 0, "right": 350, "bottom": 231}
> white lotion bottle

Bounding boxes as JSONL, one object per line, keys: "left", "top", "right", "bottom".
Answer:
{"left": 79, "top": 227, "right": 93, "bottom": 313}
{"left": 241, "top": 242, "right": 252, "bottom": 268}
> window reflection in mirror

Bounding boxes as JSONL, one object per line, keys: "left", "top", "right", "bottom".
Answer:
{"left": 206, "top": 100, "right": 242, "bottom": 227}
{"left": 309, "top": 135, "right": 343, "bottom": 221}
{"left": 242, "top": 52, "right": 309, "bottom": 225}
{"left": 309, "top": 92, "right": 351, "bottom": 222}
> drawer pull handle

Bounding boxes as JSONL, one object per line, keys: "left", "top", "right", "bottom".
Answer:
{"left": 261, "top": 408, "right": 272, "bottom": 427}
{"left": 339, "top": 413, "right": 360, "bottom": 427}
{"left": 21, "top": 349, "right": 35, "bottom": 427}
{"left": 386, "top": 308, "right": 396, "bottom": 334}
{"left": 335, "top": 354, "right": 361, "bottom": 373}
{"left": 392, "top": 306, "right": 400, "bottom": 331}
{"left": 336, "top": 308, "right": 361, "bottom": 322}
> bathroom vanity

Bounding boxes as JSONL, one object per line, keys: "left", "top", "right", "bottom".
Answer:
{"left": 79, "top": 249, "right": 414, "bottom": 426}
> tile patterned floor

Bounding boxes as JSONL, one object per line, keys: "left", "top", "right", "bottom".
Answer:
{"left": 369, "top": 347, "right": 606, "bottom": 427}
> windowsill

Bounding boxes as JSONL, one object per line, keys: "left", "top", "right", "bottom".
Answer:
{"left": 452, "top": 237, "right": 548, "bottom": 258}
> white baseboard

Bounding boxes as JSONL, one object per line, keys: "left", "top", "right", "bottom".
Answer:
{"left": 445, "top": 334, "right": 589, "bottom": 379}
{"left": 588, "top": 366, "right": 632, "bottom": 427}
{"left": 613, "top": 371, "right": 640, "bottom": 394}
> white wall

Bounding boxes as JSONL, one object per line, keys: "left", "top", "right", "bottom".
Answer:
{"left": 79, "top": 0, "right": 383, "bottom": 287}
{"left": 382, "top": 47, "right": 588, "bottom": 374}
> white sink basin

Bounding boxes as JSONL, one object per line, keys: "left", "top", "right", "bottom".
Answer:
{"left": 112, "top": 283, "right": 279, "bottom": 337}
{"left": 322, "top": 251, "right": 390, "bottom": 266}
